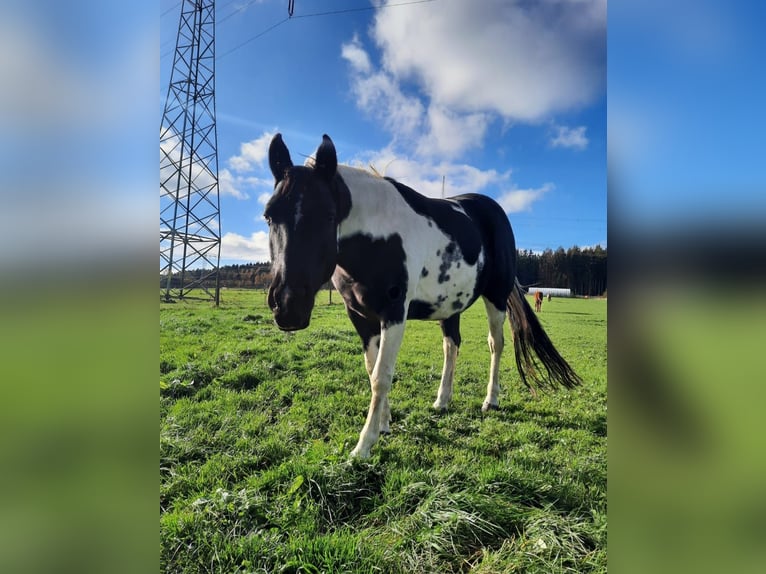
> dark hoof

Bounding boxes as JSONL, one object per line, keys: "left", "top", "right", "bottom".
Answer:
{"left": 481, "top": 403, "right": 500, "bottom": 413}
{"left": 380, "top": 429, "right": 391, "bottom": 436}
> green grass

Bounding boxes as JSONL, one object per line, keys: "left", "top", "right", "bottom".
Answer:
{"left": 161, "top": 289, "right": 607, "bottom": 573}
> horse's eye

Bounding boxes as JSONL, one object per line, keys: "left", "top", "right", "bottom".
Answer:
{"left": 264, "top": 216, "right": 272, "bottom": 226}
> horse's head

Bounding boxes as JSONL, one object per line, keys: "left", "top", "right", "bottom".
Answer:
{"left": 265, "top": 133, "right": 349, "bottom": 331}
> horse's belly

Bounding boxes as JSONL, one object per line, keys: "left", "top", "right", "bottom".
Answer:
{"left": 410, "top": 256, "right": 480, "bottom": 320}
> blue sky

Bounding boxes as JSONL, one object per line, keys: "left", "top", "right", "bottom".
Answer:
{"left": 161, "top": 0, "right": 606, "bottom": 265}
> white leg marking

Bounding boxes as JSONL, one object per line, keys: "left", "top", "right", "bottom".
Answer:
{"left": 380, "top": 395, "right": 391, "bottom": 435}
{"left": 363, "top": 335, "right": 390, "bottom": 434}
{"left": 351, "top": 322, "right": 405, "bottom": 458}
{"left": 433, "top": 336, "right": 459, "bottom": 411}
{"left": 482, "top": 298, "right": 506, "bottom": 412}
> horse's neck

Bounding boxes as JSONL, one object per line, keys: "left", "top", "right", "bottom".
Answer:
{"left": 336, "top": 165, "right": 401, "bottom": 237}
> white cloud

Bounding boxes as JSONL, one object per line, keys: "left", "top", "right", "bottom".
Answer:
{"left": 342, "top": 39, "right": 487, "bottom": 159}
{"left": 550, "top": 125, "right": 589, "bottom": 150}
{"left": 342, "top": 1, "right": 604, "bottom": 161}
{"left": 340, "top": 34, "right": 371, "bottom": 74}
{"left": 228, "top": 130, "right": 276, "bottom": 172}
{"left": 351, "top": 146, "right": 511, "bottom": 200}
{"left": 373, "top": 0, "right": 605, "bottom": 121}
{"left": 216, "top": 130, "right": 280, "bottom": 200}
{"left": 218, "top": 168, "right": 249, "bottom": 199}
{"left": 497, "top": 183, "right": 554, "bottom": 213}
{"left": 416, "top": 105, "right": 490, "bottom": 159}
{"left": 341, "top": 37, "right": 424, "bottom": 140}
{"left": 220, "top": 231, "right": 270, "bottom": 263}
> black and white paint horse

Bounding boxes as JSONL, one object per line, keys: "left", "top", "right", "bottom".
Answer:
{"left": 265, "top": 134, "right": 581, "bottom": 458}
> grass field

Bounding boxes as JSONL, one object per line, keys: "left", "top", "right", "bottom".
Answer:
{"left": 160, "top": 289, "right": 607, "bottom": 573}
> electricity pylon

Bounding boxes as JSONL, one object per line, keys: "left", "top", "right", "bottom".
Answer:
{"left": 160, "top": 0, "right": 221, "bottom": 304}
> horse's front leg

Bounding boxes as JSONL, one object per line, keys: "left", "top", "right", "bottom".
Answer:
{"left": 364, "top": 333, "right": 391, "bottom": 435}
{"left": 345, "top": 309, "right": 388, "bottom": 434}
{"left": 351, "top": 321, "right": 405, "bottom": 458}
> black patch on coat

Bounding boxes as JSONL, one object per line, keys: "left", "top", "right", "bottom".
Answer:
{"left": 333, "top": 232, "right": 408, "bottom": 327}
{"left": 332, "top": 173, "right": 353, "bottom": 223}
{"left": 451, "top": 299, "right": 463, "bottom": 311}
{"left": 407, "top": 300, "right": 435, "bottom": 320}
{"left": 385, "top": 178, "right": 482, "bottom": 265}
{"left": 438, "top": 241, "right": 462, "bottom": 284}
{"left": 448, "top": 193, "right": 518, "bottom": 311}
{"left": 345, "top": 306, "right": 381, "bottom": 351}
{"left": 421, "top": 267, "right": 429, "bottom": 278}
{"left": 440, "top": 314, "right": 461, "bottom": 347}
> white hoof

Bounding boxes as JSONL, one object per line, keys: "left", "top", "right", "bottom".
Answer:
{"left": 433, "top": 401, "right": 448, "bottom": 414}
{"left": 350, "top": 446, "right": 371, "bottom": 459}
{"left": 481, "top": 401, "right": 500, "bottom": 413}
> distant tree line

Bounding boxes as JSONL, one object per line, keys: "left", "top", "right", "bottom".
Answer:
{"left": 160, "top": 262, "right": 273, "bottom": 291}
{"left": 517, "top": 245, "right": 607, "bottom": 296}
{"left": 216, "top": 262, "right": 273, "bottom": 289}
{"left": 161, "top": 246, "right": 606, "bottom": 296}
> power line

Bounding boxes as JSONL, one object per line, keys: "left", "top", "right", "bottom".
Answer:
{"left": 216, "top": 17, "right": 291, "bottom": 61}
{"left": 162, "top": 0, "right": 440, "bottom": 61}
{"left": 290, "top": 0, "right": 437, "bottom": 20}
{"left": 161, "top": 0, "right": 258, "bottom": 58}
{"left": 218, "top": 0, "right": 263, "bottom": 25}
{"left": 214, "top": 0, "right": 439, "bottom": 61}
{"left": 161, "top": 2, "right": 180, "bottom": 18}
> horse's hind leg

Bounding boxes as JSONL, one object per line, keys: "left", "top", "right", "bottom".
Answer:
{"left": 482, "top": 297, "right": 506, "bottom": 412}
{"left": 433, "top": 314, "right": 461, "bottom": 412}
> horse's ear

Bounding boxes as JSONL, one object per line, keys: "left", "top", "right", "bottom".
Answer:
{"left": 269, "top": 133, "right": 293, "bottom": 183}
{"left": 314, "top": 134, "right": 337, "bottom": 181}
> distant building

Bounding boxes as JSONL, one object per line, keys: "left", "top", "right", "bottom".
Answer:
{"left": 527, "top": 287, "right": 572, "bottom": 298}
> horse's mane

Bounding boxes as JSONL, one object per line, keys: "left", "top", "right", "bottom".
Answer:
{"left": 304, "top": 155, "right": 387, "bottom": 179}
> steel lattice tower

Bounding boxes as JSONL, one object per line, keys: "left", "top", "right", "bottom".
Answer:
{"left": 161, "top": 0, "right": 221, "bottom": 304}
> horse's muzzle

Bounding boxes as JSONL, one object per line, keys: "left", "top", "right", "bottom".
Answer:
{"left": 268, "top": 284, "right": 313, "bottom": 331}
{"left": 272, "top": 310, "right": 310, "bottom": 331}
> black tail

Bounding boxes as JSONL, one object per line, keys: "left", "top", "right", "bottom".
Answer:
{"left": 507, "top": 279, "right": 582, "bottom": 393}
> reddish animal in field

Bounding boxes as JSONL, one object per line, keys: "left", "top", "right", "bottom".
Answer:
{"left": 534, "top": 291, "right": 543, "bottom": 312}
